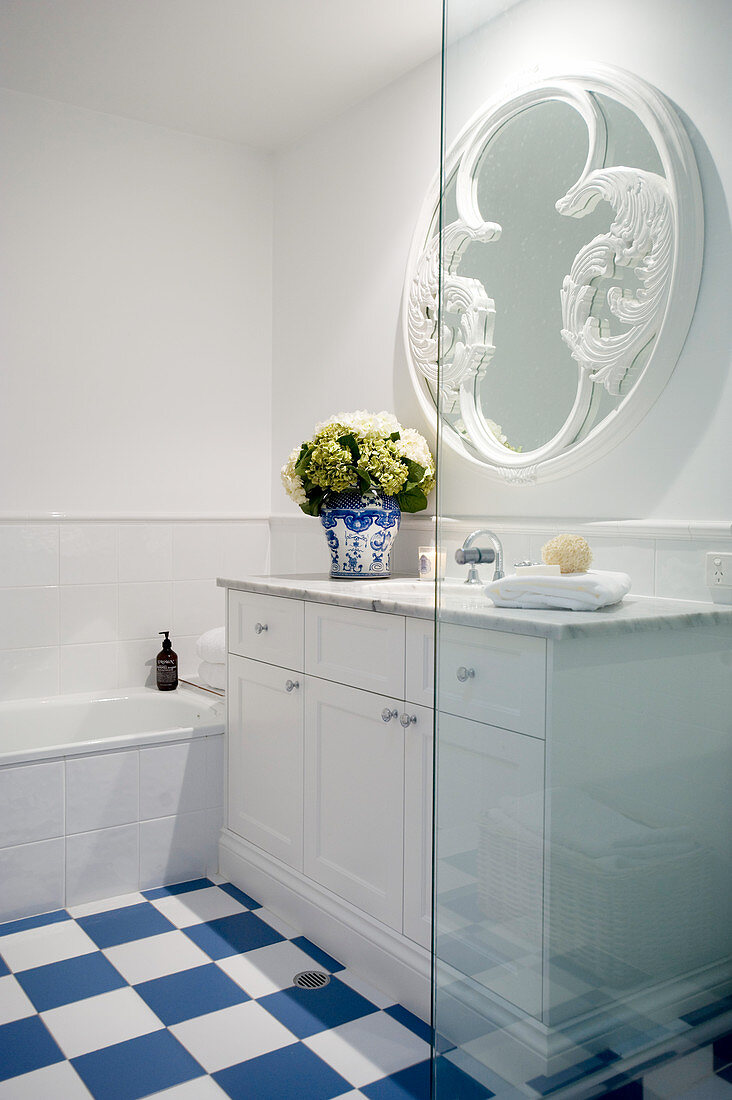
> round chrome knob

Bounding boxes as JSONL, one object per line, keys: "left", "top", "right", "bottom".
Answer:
{"left": 381, "top": 708, "right": 399, "bottom": 723}
{"left": 285, "top": 679, "right": 299, "bottom": 692}
{"left": 456, "top": 666, "right": 475, "bottom": 682}
{"left": 254, "top": 622, "right": 268, "bottom": 635}
{"left": 399, "top": 713, "right": 417, "bottom": 727}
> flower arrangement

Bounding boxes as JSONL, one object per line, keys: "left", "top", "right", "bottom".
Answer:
{"left": 282, "top": 411, "right": 436, "bottom": 517}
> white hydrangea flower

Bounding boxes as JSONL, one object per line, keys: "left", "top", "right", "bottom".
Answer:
{"left": 280, "top": 446, "right": 307, "bottom": 505}
{"left": 314, "top": 410, "right": 401, "bottom": 439}
{"left": 395, "top": 427, "right": 433, "bottom": 470}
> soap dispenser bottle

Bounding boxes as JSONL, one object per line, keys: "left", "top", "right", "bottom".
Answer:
{"left": 156, "top": 631, "right": 178, "bottom": 691}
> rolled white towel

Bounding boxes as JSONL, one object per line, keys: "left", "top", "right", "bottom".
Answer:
{"left": 196, "top": 627, "right": 225, "bottom": 664}
{"left": 199, "top": 661, "right": 225, "bottom": 690}
{"left": 486, "top": 570, "right": 631, "bottom": 611}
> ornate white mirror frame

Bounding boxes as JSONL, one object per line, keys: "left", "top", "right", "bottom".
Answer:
{"left": 403, "top": 65, "right": 704, "bottom": 483}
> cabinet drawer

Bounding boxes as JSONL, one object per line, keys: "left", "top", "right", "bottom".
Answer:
{"left": 305, "top": 603, "right": 405, "bottom": 698}
{"left": 228, "top": 590, "right": 304, "bottom": 671}
{"left": 406, "top": 617, "right": 434, "bottom": 707}
{"left": 438, "top": 624, "right": 546, "bottom": 737}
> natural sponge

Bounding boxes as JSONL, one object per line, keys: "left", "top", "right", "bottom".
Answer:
{"left": 541, "top": 533, "right": 593, "bottom": 574}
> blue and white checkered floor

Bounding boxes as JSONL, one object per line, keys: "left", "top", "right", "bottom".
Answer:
{"left": 0, "top": 877, "right": 484, "bottom": 1100}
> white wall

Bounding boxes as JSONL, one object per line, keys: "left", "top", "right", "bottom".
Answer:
{"left": 270, "top": 0, "right": 731, "bottom": 527}
{"left": 0, "top": 88, "right": 273, "bottom": 517}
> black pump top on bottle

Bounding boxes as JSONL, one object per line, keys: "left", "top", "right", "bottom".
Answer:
{"left": 159, "top": 631, "right": 172, "bottom": 650}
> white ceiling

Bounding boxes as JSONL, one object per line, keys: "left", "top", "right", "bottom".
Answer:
{"left": 0, "top": 0, "right": 451, "bottom": 150}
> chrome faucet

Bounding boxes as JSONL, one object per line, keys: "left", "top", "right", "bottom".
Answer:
{"left": 455, "top": 528, "right": 505, "bottom": 584}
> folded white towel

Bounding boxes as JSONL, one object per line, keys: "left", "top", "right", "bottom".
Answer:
{"left": 485, "top": 570, "right": 631, "bottom": 611}
{"left": 199, "top": 661, "right": 225, "bottom": 690}
{"left": 196, "top": 627, "right": 225, "bottom": 664}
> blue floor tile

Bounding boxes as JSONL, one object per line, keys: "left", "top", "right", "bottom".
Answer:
{"left": 16, "top": 950, "right": 127, "bottom": 1011}
{"left": 134, "top": 962, "right": 250, "bottom": 1025}
{"left": 71, "top": 1029, "right": 205, "bottom": 1099}
{"left": 214, "top": 1042, "right": 350, "bottom": 1099}
{"left": 183, "top": 911, "right": 284, "bottom": 959}
{"left": 0, "top": 1015, "right": 64, "bottom": 1082}
{"left": 290, "top": 935, "right": 345, "bottom": 973}
{"left": 142, "top": 878, "right": 215, "bottom": 900}
{"left": 0, "top": 909, "right": 70, "bottom": 938}
{"left": 434, "top": 1055, "right": 496, "bottom": 1099}
{"left": 77, "top": 902, "right": 176, "bottom": 948}
{"left": 362, "top": 1060, "right": 431, "bottom": 1099}
{"left": 527, "top": 1048, "right": 620, "bottom": 1095}
{"left": 682, "top": 997, "right": 732, "bottom": 1028}
{"left": 218, "top": 882, "right": 262, "bottom": 909}
{"left": 258, "top": 976, "right": 378, "bottom": 1039}
{"left": 385, "top": 1003, "right": 433, "bottom": 1045}
{"left": 602, "top": 1082, "right": 643, "bottom": 1098}
{"left": 714, "top": 1031, "right": 732, "bottom": 1070}
{"left": 0, "top": 955, "right": 8, "bottom": 977}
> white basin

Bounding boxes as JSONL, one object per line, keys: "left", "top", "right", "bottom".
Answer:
{"left": 353, "top": 579, "right": 469, "bottom": 600}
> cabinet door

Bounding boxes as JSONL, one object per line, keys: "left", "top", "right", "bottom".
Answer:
{"left": 304, "top": 677, "right": 404, "bottom": 930}
{"left": 305, "top": 603, "right": 405, "bottom": 698}
{"left": 228, "top": 590, "right": 304, "bottom": 671}
{"left": 435, "top": 712, "right": 544, "bottom": 1019}
{"left": 228, "top": 655, "right": 303, "bottom": 870}
{"left": 403, "top": 703, "right": 434, "bottom": 948}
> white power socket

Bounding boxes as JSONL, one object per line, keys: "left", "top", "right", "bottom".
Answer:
{"left": 706, "top": 552, "right": 732, "bottom": 587}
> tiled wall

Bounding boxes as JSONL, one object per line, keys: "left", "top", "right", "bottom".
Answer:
{"left": 0, "top": 521, "right": 269, "bottom": 702}
{"left": 0, "top": 733, "right": 225, "bottom": 922}
{"left": 270, "top": 515, "right": 732, "bottom": 605}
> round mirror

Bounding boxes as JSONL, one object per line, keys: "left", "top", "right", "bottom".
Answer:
{"left": 404, "top": 66, "right": 703, "bottom": 483}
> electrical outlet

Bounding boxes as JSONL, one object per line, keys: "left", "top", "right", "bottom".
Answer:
{"left": 706, "top": 552, "right": 732, "bottom": 587}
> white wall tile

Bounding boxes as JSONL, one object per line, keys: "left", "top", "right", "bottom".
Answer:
{"left": 59, "top": 584, "right": 117, "bottom": 645}
{"left": 173, "top": 525, "right": 223, "bottom": 580}
{"left": 118, "top": 524, "right": 173, "bottom": 582}
{"left": 583, "top": 537, "right": 655, "bottom": 597}
{"left": 173, "top": 635, "right": 200, "bottom": 680}
{"left": 139, "top": 810, "right": 209, "bottom": 890}
{"left": 59, "top": 642, "right": 117, "bottom": 695}
{"left": 0, "top": 587, "right": 59, "bottom": 649}
{"left": 0, "top": 525, "right": 58, "bottom": 587}
{"left": 66, "top": 751, "right": 139, "bottom": 834}
{"left": 118, "top": 581, "right": 173, "bottom": 641}
{"left": 139, "top": 739, "right": 208, "bottom": 820}
{"left": 0, "top": 838, "right": 65, "bottom": 922}
{"left": 656, "top": 539, "right": 721, "bottom": 602}
{"left": 0, "top": 647, "right": 59, "bottom": 702}
{"left": 60, "top": 525, "right": 117, "bottom": 585}
{"left": 65, "top": 824, "right": 139, "bottom": 906}
{"left": 172, "top": 580, "right": 225, "bottom": 637}
{"left": 0, "top": 762, "right": 64, "bottom": 848}
{"left": 205, "top": 735, "right": 225, "bottom": 809}
{"left": 219, "top": 523, "right": 269, "bottom": 579}
{"left": 117, "top": 640, "right": 157, "bottom": 689}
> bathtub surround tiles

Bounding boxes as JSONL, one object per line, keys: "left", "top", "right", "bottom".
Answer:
{"left": 0, "top": 734, "right": 225, "bottom": 921}
{"left": 0, "top": 520, "right": 269, "bottom": 700}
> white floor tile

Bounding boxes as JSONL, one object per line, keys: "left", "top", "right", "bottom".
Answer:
{"left": 147, "top": 1077, "right": 227, "bottom": 1098}
{"left": 103, "top": 930, "right": 210, "bottom": 985}
{"left": 644, "top": 1048, "right": 715, "bottom": 1098}
{"left": 216, "top": 940, "right": 332, "bottom": 999}
{"left": 0, "top": 974, "right": 35, "bottom": 1025}
{"left": 336, "top": 969, "right": 394, "bottom": 1010}
{"left": 170, "top": 1000, "right": 297, "bottom": 1073}
{"left": 67, "top": 892, "right": 146, "bottom": 918}
{"left": 0, "top": 921, "right": 97, "bottom": 973}
{"left": 676, "top": 1078, "right": 732, "bottom": 1099}
{"left": 41, "top": 985, "right": 163, "bottom": 1059}
{"left": 150, "top": 887, "right": 247, "bottom": 928}
{"left": 0, "top": 1059, "right": 93, "bottom": 1098}
{"left": 304, "top": 1010, "right": 430, "bottom": 1088}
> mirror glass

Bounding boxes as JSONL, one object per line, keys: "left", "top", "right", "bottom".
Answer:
{"left": 428, "top": 95, "right": 663, "bottom": 455}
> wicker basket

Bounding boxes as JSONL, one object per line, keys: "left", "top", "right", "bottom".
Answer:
{"left": 478, "top": 811, "right": 723, "bottom": 987}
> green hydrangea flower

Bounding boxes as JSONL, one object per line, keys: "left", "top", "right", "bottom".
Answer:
{"left": 308, "top": 439, "right": 357, "bottom": 493}
{"left": 358, "top": 439, "right": 409, "bottom": 496}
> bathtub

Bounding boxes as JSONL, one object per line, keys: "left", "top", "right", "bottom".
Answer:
{"left": 0, "top": 687, "right": 226, "bottom": 923}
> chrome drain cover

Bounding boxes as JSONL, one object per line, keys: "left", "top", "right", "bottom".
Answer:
{"left": 292, "top": 970, "right": 330, "bottom": 990}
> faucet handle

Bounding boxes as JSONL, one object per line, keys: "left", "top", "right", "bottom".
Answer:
{"left": 454, "top": 547, "right": 496, "bottom": 566}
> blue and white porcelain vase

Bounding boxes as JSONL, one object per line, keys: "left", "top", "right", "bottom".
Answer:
{"left": 320, "top": 489, "right": 401, "bottom": 579}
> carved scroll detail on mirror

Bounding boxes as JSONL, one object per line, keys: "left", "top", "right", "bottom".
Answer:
{"left": 558, "top": 167, "right": 672, "bottom": 396}
{"left": 403, "top": 66, "right": 703, "bottom": 483}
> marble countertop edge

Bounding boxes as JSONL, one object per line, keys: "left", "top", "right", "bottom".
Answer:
{"left": 217, "top": 574, "right": 732, "bottom": 640}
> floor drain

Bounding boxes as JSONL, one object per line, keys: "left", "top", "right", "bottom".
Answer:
{"left": 292, "top": 970, "right": 331, "bottom": 990}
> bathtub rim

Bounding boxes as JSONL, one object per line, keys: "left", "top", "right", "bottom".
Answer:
{"left": 0, "top": 685, "right": 225, "bottom": 767}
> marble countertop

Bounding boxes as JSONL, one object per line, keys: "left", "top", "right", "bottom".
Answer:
{"left": 217, "top": 573, "right": 732, "bottom": 640}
